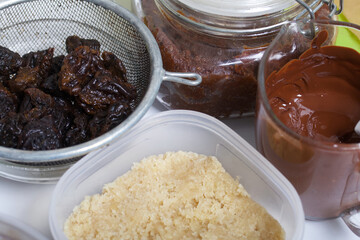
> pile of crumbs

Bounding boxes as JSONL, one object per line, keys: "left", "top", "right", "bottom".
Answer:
{"left": 64, "top": 151, "right": 285, "bottom": 240}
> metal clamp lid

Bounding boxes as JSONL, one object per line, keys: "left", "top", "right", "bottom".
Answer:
{"left": 295, "top": 0, "right": 344, "bottom": 38}
{"left": 326, "top": 0, "right": 343, "bottom": 16}
{"left": 296, "top": 0, "right": 343, "bottom": 20}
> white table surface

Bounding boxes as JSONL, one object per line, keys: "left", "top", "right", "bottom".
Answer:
{"left": 0, "top": 0, "right": 358, "bottom": 239}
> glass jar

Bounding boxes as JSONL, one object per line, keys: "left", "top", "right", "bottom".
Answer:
{"left": 132, "top": 0, "right": 330, "bottom": 118}
{"left": 255, "top": 20, "right": 360, "bottom": 237}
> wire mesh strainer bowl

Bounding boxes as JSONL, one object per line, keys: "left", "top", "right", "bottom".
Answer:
{"left": 0, "top": 0, "right": 201, "bottom": 183}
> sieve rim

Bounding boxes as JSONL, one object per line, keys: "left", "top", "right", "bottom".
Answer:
{"left": 0, "top": 0, "right": 164, "bottom": 163}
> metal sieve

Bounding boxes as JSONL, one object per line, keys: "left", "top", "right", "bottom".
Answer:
{"left": 0, "top": 0, "right": 201, "bottom": 183}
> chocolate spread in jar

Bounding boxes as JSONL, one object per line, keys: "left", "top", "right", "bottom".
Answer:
{"left": 260, "top": 29, "right": 360, "bottom": 219}
{"left": 267, "top": 30, "right": 360, "bottom": 143}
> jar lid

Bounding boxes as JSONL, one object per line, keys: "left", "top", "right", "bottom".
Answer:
{"left": 178, "top": 0, "right": 297, "bottom": 17}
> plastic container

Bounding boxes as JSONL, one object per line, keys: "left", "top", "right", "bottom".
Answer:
{"left": 0, "top": 213, "right": 48, "bottom": 240}
{"left": 49, "top": 110, "right": 304, "bottom": 240}
{"left": 132, "top": 0, "right": 331, "bottom": 118}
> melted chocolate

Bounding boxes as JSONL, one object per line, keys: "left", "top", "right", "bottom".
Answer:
{"left": 267, "top": 30, "right": 360, "bottom": 143}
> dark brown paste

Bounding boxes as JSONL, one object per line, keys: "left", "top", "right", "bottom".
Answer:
{"left": 0, "top": 36, "right": 137, "bottom": 150}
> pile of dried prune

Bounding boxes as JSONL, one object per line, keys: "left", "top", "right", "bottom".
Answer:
{"left": 0, "top": 36, "right": 137, "bottom": 150}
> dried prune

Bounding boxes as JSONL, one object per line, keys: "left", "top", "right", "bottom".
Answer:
{"left": 60, "top": 46, "right": 136, "bottom": 114}
{"left": 0, "top": 46, "right": 23, "bottom": 76}
{"left": 18, "top": 115, "right": 62, "bottom": 150}
{"left": 0, "top": 36, "right": 137, "bottom": 151}
{"left": 17, "top": 88, "right": 60, "bottom": 151}
{"left": 0, "top": 73, "right": 13, "bottom": 90}
{"left": 9, "top": 66, "right": 43, "bottom": 93}
{"left": 22, "top": 48, "right": 54, "bottom": 68}
{"left": 22, "top": 48, "right": 54, "bottom": 79}
{"left": 21, "top": 88, "right": 54, "bottom": 111}
{"left": 49, "top": 55, "right": 65, "bottom": 74}
{"left": 89, "top": 102, "right": 132, "bottom": 138}
{"left": 66, "top": 35, "right": 100, "bottom": 53}
{"left": 77, "top": 70, "right": 137, "bottom": 114}
{"left": 102, "top": 51, "right": 128, "bottom": 82}
{"left": 51, "top": 96, "right": 73, "bottom": 138}
{"left": 65, "top": 109, "right": 90, "bottom": 146}
{"left": 9, "top": 48, "right": 54, "bottom": 93}
{"left": 19, "top": 88, "right": 54, "bottom": 122}
{"left": 41, "top": 56, "right": 65, "bottom": 97}
{"left": 41, "top": 73, "right": 61, "bottom": 96}
{"left": 0, "top": 112, "right": 24, "bottom": 148}
{"left": 0, "top": 83, "right": 18, "bottom": 119}
{"left": 0, "top": 75, "right": 8, "bottom": 83}
{"left": 59, "top": 46, "right": 104, "bottom": 96}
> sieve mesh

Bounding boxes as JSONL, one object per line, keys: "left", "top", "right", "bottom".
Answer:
{"left": 0, "top": 0, "right": 151, "bottom": 109}
{"left": 0, "top": 0, "right": 157, "bottom": 181}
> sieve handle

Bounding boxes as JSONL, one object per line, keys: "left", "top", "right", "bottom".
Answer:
{"left": 163, "top": 71, "right": 202, "bottom": 86}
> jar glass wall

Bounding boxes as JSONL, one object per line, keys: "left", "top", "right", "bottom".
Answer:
{"left": 133, "top": 0, "right": 329, "bottom": 118}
